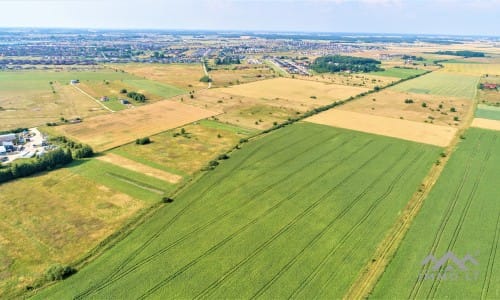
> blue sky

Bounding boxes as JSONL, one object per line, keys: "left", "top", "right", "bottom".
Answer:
{"left": 0, "top": 0, "right": 498, "bottom": 36}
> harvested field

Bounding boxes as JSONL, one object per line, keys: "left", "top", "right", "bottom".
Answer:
{"left": 97, "top": 153, "right": 182, "bottom": 184}
{"left": 208, "top": 64, "right": 276, "bottom": 88}
{"left": 305, "top": 109, "right": 457, "bottom": 147}
{"left": 170, "top": 78, "right": 363, "bottom": 130}
{"left": 340, "top": 89, "right": 471, "bottom": 127}
{"left": 297, "top": 73, "right": 398, "bottom": 89}
{"left": 113, "top": 64, "right": 207, "bottom": 90}
{"left": 224, "top": 77, "right": 368, "bottom": 103}
{"left": 53, "top": 100, "right": 217, "bottom": 151}
{"left": 471, "top": 118, "right": 500, "bottom": 131}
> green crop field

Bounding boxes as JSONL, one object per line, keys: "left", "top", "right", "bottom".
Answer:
{"left": 373, "top": 67, "right": 427, "bottom": 79}
{"left": 123, "top": 79, "right": 186, "bottom": 99}
{"left": 372, "top": 128, "right": 500, "bottom": 299}
{"left": 390, "top": 71, "right": 479, "bottom": 99}
{"left": 476, "top": 104, "right": 500, "bottom": 121}
{"left": 69, "top": 159, "right": 175, "bottom": 202}
{"left": 33, "top": 123, "right": 440, "bottom": 299}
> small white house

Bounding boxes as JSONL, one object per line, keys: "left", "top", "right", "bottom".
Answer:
{"left": 0, "top": 146, "right": 6, "bottom": 155}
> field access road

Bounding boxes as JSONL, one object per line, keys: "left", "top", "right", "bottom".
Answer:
{"left": 71, "top": 82, "right": 115, "bottom": 113}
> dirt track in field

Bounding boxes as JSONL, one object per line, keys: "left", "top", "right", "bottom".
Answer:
{"left": 96, "top": 153, "right": 182, "bottom": 184}
{"left": 306, "top": 109, "right": 456, "bottom": 147}
{"left": 54, "top": 100, "right": 218, "bottom": 151}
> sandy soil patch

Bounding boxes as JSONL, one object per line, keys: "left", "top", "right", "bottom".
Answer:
{"left": 306, "top": 109, "right": 457, "bottom": 147}
{"left": 470, "top": 118, "right": 500, "bottom": 131}
{"left": 97, "top": 153, "right": 182, "bottom": 184}
{"left": 54, "top": 100, "right": 217, "bottom": 151}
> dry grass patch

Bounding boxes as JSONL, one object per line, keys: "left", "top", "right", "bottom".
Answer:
{"left": 208, "top": 64, "right": 276, "bottom": 88}
{"left": 340, "top": 89, "right": 470, "bottom": 127}
{"left": 297, "top": 73, "right": 398, "bottom": 89}
{"left": 0, "top": 168, "right": 145, "bottom": 297}
{"left": 0, "top": 83, "right": 106, "bottom": 130}
{"left": 111, "top": 120, "right": 250, "bottom": 175}
{"left": 223, "top": 77, "right": 368, "bottom": 103}
{"left": 97, "top": 153, "right": 182, "bottom": 183}
{"left": 306, "top": 109, "right": 457, "bottom": 147}
{"left": 112, "top": 64, "right": 206, "bottom": 90}
{"left": 470, "top": 118, "right": 500, "bottom": 131}
{"left": 52, "top": 100, "right": 217, "bottom": 151}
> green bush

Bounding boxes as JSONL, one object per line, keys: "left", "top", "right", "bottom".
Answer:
{"left": 45, "top": 264, "right": 76, "bottom": 281}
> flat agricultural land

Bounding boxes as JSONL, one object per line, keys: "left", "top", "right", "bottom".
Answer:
{"left": 372, "top": 128, "right": 500, "bottom": 299}
{"left": 32, "top": 123, "right": 440, "bottom": 299}
{"left": 97, "top": 153, "right": 182, "bottom": 184}
{"left": 223, "top": 77, "right": 369, "bottom": 103}
{"left": 471, "top": 118, "right": 500, "bottom": 131}
{"left": 475, "top": 104, "right": 500, "bottom": 121}
{"left": 51, "top": 100, "right": 217, "bottom": 151}
{"left": 297, "top": 72, "right": 398, "bottom": 89}
{"left": 340, "top": 89, "right": 471, "bottom": 127}
{"left": 441, "top": 62, "right": 500, "bottom": 76}
{"left": 372, "top": 67, "right": 428, "bottom": 79}
{"left": 0, "top": 70, "right": 137, "bottom": 130}
{"left": 121, "top": 79, "right": 185, "bottom": 99}
{"left": 112, "top": 64, "right": 207, "bottom": 90}
{"left": 305, "top": 109, "right": 457, "bottom": 147}
{"left": 0, "top": 167, "right": 147, "bottom": 298}
{"left": 170, "top": 78, "right": 367, "bottom": 130}
{"left": 208, "top": 64, "right": 276, "bottom": 88}
{"left": 111, "top": 120, "right": 254, "bottom": 176}
{"left": 390, "top": 71, "right": 479, "bottom": 99}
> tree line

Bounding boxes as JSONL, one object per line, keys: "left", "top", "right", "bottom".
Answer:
{"left": 433, "top": 50, "right": 485, "bottom": 58}
{"left": 0, "top": 136, "right": 94, "bottom": 184}
{"left": 310, "top": 55, "right": 383, "bottom": 73}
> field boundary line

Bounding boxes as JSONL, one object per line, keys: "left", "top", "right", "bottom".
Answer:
{"left": 428, "top": 135, "right": 496, "bottom": 298}
{"left": 343, "top": 65, "right": 476, "bottom": 300}
{"left": 71, "top": 82, "right": 115, "bottom": 113}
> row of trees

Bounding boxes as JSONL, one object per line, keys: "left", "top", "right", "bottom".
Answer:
{"left": 0, "top": 148, "right": 73, "bottom": 183}
{"left": 310, "top": 55, "right": 383, "bottom": 73}
{"left": 433, "top": 50, "right": 485, "bottom": 58}
{"left": 127, "top": 91, "right": 147, "bottom": 102}
{"left": 215, "top": 56, "right": 241, "bottom": 65}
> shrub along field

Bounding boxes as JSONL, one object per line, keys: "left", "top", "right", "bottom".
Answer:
{"left": 110, "top": 120, "right": 255, "bottom": 176}
{"left": 33, "top": 123, "right": 440, "bottom": 299}
{"left": 391, "top": 71, "right": 479, "bottom": 99}
{"left": 372, "top": 128, "right": 500, "bottom": 299}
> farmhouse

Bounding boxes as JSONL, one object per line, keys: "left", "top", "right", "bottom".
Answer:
{"left": 483, "top": 83, "right": 497, "bottom": 89}
{"left": 0, "top": 146, "right": 6, "bottom": 155}
{"left": 0, "top": 133, "right": 16, "bottom": 143}
{"left": 2, "top": 141, "right": 14, "bottom": 151}
{"left": 70, "top": 79, "right": 80, "bottom": 84}
{"left": 120, "top": 99, "right": 130, "bottom": 104}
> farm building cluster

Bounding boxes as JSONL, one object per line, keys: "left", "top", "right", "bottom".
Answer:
{"left": 0, "top": 129, "right": 51, "bottom": 163}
